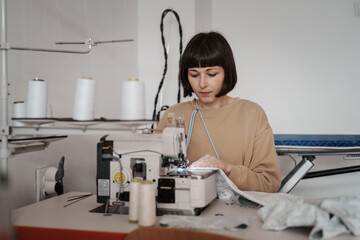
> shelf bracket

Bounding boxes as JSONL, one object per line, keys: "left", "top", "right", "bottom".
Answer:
{"left": 11, "top": 143, "right": 49, "bottom": 155}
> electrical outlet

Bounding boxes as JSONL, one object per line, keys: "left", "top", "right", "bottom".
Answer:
{"left": 35, "top": 166, "right": 49, "bottom": 202}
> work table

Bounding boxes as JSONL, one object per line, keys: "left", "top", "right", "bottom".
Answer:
{"left": 12, "top": 192, "right": 359, "bottom": 240}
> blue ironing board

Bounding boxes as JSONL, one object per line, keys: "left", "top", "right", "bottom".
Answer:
{"left": 273, "top": 134, "right": 360, "bottom": 193}
{"left": 274, "top": 134, "right": 360, "bottom": 147}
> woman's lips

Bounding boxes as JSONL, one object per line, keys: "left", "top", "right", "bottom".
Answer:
{"left": 200, "top": 91, "right": 211, "bottom": 97}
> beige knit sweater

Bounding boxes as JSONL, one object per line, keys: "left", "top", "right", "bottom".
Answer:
{"left": 157, "top": 98, "right": 281, "bottom": 193}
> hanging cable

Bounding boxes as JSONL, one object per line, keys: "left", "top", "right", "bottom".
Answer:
{"left": 152, "top": 9, "right": 183, "bottom": 122}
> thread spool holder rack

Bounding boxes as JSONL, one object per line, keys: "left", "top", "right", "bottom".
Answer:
{"left": 0, "top": 0, "right": 135, "bottom": 186}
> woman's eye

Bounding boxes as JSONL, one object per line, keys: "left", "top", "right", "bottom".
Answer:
{"left": 189, "top": 74, "right": 198, "bottom": 78}
{"left": 208, "top": 73, "right": 217, "bottom": 77}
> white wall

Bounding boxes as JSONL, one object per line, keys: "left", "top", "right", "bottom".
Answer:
{"left": 213, "top": 0, "right": 360, "bottom": 135}
{"left": 5, "top": 0, "right": 360, "bottom": 210}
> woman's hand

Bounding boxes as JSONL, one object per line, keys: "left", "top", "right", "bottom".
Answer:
{"left": 189, "top": 154, "right": 232, "bottom": 176}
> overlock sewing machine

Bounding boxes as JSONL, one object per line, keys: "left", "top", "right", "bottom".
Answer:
{"left": 96, "top": 118, "right": 217, "bottom": 215}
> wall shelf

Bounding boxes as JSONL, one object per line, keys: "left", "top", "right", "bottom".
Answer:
{"left": 6, "top": 119, "right": 156, "bottom": 156}
{"left": 11, "top": 118, "right": 156, "bottom": 136}
{"left": 2, "top": 135, "right": 67, "bottom": 155}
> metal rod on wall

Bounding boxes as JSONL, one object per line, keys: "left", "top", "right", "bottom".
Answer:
{"left": 10, "top": 44, "right": 92, "bottom": 54}
{"left": 0, "top": 0, "right": 9, "bottom": 187}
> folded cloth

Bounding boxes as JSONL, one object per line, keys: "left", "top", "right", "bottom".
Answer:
{"left": 159, "top": 215, "right": 248, "bottom": 231}
{"left": 310, "top": 215, "right": 350, "bottom": 240}
{"left": 190, "top": 167, "right": 360, "bottom": 239}
{"left": 258, "top": 198, "right": 329, "bottom": 231}
{"left": 320, "top": 196, "right": 360, "bottom": 236}
{"left": 258, "top": 196, "right": 357, "bottom": 240}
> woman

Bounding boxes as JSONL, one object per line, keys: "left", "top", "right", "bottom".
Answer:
{"left": 157, "top": 31, "right": 281, "bottom": 193}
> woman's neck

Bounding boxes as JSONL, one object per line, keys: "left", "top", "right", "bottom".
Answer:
{"left": 197, "top": 95, "right": 233, "bottom": 109}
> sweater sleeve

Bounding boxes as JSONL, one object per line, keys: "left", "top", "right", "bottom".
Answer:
{"left": 227, "top": 108, "right": 281, "bottom": 193}
{"left": 156, "top": 108, "right": 177, "bottom": 131}
{"left": 156, "top": 112, "right": 166, "bottom": 131}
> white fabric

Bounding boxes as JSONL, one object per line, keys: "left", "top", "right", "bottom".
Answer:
{"left": 193, "top": 167, "right": 360, "bottom": 239}
{"left": 321, "top": 196, "right": 360, "bottom": 236}
{"left": 310, "top": 215, "right": 350, "bottom": 240}
{"left": 258, "top": 198, "right": 351, "bottom": 240}
{"left": 193, "top": 167, "right": 302, "bottom": 207}
{"left": 258, "top": 198, "right": 326, "bottom": 230}
{"left": 159, "top": 215, "right": 248, "bottom": 231}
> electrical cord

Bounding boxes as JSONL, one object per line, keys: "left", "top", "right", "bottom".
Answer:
{"left": 102, "top": 154, "right": 124, "bottom": 214}
{"left": 152, "top": 9, "right": 183, "bottom": 122}
{"left": 108, "top": 146, "right": 163, "bottom": 158}
{"left": 102, "top": 148, "right": 163, "bottom": 215}
{"left": 155, "top": 105, "right": 170, "bottom": 124}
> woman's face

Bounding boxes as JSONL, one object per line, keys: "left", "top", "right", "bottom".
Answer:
{"left": 188, "top": 66, "right": 225, "bottom": 108}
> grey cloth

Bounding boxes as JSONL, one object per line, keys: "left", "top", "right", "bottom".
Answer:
{"left": 258, "top": 196, "right": 360, "bottom": 240}
{"left": 310, "top": 215, "right": 350, "bottom": 240}
{"left": 259, "top": 198, "right": 327, "bottom": 231}
{"left": 321, "top": 196, "right": 360, "bottom": 236}
{"left": 193, "top": 167, "right": 360, "bottom": 239}
{"left": 159, "top": 215, "right": 248, "bottom": 231}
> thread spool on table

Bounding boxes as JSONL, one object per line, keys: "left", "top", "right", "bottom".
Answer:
{"left": 129, "top": 178, "right": 142, "bottom": 224}
{"left": 138, "top": 180, "right": 156, "bottom": 227}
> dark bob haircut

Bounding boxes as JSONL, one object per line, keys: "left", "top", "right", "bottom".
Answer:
{"left": 179, "top": 31, "right": 237, "bottom": 98}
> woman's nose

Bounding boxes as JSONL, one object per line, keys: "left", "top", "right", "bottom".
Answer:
{"left": 199, "top": 75, "right": 208, "bottom": 88}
